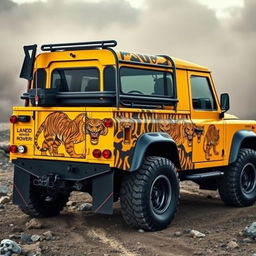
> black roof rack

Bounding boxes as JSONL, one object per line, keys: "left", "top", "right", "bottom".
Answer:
{"left": 41, "top": 40, "right": 117, "bottom": 52}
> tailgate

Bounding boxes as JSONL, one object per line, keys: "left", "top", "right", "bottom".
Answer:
{"left": 10, "top": 107, "right": 114, "bottom": 165}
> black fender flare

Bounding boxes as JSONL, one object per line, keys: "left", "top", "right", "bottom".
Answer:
{"left": 130, "top": 132, "right": 179, "bottom": 171}
{"left": 229, "top": 130, "right": 256, "bottom": 164}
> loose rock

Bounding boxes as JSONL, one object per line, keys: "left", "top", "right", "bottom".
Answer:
{"left": 174, "top": 231, "right": 182, "bottom": 237}
{"left": 77, "top": 203, "right": 92, "bottom": 211}
{"left": 31, "top": 235, "right": 42, "bottom": 242}
{"left": 138, "top": 229, "right": 145, "bottom": 233}
{"left": 42, "top": 231, "right": 54, "bottom": 241}
{"left": 242, "top": 238, "right": 253, "bottom": 243}
{"left": 9, "top": 234, "right": 21, "bottom": 239}
{"left": 227, "top": 240, "right": 239, "bottom": 249}
{"left": 25, "top": 219, "right": 43, "bottom": 230}
{"left": 244, "top": 222, "right": 256, "bottom": 239}
{"left": 20, "top": 233, "right": 32, "bottom": 244}
{"left": 184, "top": 229, "right": 192, "bottom": 234}
{"left": 0, "top": 185, "right": 8, "bottom": 196}
{"left": 189, "top": 230, "right": 206, "bottom": 238}
{"left": 22, "top": 242, "right": 42, "bottom": 256}
{"left": 0, "top": 196, "right": 10, "bottom": 204}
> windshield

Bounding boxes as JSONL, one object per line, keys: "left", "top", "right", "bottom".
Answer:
{"left": 51, "top": 68, "right": 100, "bottom": 92}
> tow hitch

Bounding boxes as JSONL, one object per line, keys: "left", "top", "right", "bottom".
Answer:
{"left": 33, "top": 174, "right": 62, "bottom": 188}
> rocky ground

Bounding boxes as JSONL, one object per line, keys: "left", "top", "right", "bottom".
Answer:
{"left": 0, "top": 125, "right": 256, "bottom": 256}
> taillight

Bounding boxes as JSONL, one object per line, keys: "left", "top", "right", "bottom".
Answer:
{"left": 10, "top": 115, "right": 18, "bottom": 124}
{"left": 10, "top": 145, "right": 18, "bottom": 153}
{"left": 103, "top": 118, "right": 113, "bottom": 128}
{"left": 93, "top": 149, "right": 101, "bottom": 158}
{"left": 17, "top": 145, "right": 27, "bottom": 154}
{"left": 102, "top": 149, "right": 112, "bottom": 159}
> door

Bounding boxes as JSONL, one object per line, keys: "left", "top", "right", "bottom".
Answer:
{"left": 188, "top": 71, "right": 224, "bottom": 163}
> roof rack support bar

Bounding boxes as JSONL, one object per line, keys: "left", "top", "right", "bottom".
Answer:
{"left": 158, "top": 55, "right": 177, "bottom": 109}
{"left": 41, "top": 40, "right": 117, "bottom": 52}
{"left": 107, "top": 48, "right": 120, "bottom": 110}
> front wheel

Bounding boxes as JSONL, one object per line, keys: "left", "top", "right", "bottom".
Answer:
{"left": 218, "top": 148, "right": 256, "bottom": 207}
{"left": 120, "top": 156, "right": 180, "bottom": 231}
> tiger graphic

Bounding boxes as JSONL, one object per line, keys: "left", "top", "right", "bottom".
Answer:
{"left": 158, "top": 119, "right": 185, "bottom": 145}
{"left": 182, "top": 121, "right": 196, "bottom": 147}
{"left": 34, "top": 112, "right": 86, "bottom": 158}
{"left": 159, "top": 119, "right": 173, "bottom": 134}
{"left": 203, "top": 125, "right": 220, "bottom": 160}
{"left": 86, "top": 118, "right": 108, "bottom": 145}
{"left": 194, "top": 125, "right": 204, "bottom": 143}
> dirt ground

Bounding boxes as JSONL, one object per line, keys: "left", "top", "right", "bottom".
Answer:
{"left": 0, "top": 127, "right": 256, "bottom": 256}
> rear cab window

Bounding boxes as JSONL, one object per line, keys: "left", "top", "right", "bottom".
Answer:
{"left": 51, "top": 68, "right": 100, "bottom": 92}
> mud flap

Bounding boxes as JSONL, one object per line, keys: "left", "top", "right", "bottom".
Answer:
{"left": 92, "top": 170, "right": 114, "bottom": 215}
{"left": 13, "top": 165, "right": 31, "bottom": 207}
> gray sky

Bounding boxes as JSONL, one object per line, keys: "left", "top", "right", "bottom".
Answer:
{"left": 0, "top": 0, "right": 255, "bottom": 122}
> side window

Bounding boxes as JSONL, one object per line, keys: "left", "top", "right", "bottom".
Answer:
{"left": 104, "top": 66, "right": 115, "bottom": 91}
{"left": 120, "top": 67, "right": 174, "bottom": 97}
{"left": 51, "top": 68, "right": 100, "bottom": 92}
{"left": 191, "top": 76, "right": 217, "bottom": 110}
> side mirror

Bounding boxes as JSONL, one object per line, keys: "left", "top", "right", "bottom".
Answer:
{"left": 219, "top": 93, "right": 230, "bottom": 118}
{"left": 220, "top": 93, "right": 230, "bottom": 111}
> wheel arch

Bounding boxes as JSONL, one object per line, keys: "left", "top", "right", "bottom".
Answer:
{"left": 130, "top": 133, "right": 180, "bottom": 171}
{"left": 229, "top": 130, "right": 256, "bottom": 164}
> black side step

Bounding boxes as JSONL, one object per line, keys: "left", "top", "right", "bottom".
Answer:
{"left": 182, "top": 171, "right": 224, "bottom": 181}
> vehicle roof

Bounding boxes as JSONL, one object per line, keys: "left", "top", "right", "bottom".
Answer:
{"left": 115, "top": 51, "right": 209, "bottom": 72}
{"left": 172, "top": 57, "right": 209, "bottom": 72}
{"left": 36, "top": 48, "right": 209, "bottom": 72}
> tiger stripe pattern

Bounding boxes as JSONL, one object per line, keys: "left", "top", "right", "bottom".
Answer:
{"left": 113, "top": 111, "right": 201, "bottom": 170}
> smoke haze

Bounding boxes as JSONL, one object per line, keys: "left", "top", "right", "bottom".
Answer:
{"left": 0, "top": 0, "right": 255, "bottom": 121}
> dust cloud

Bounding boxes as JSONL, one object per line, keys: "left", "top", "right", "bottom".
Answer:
{"left": 0, "top": 0, "right": 255, "bottom": 121}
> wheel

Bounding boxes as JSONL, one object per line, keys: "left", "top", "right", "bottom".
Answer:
{"left": 120, "top": 156, "right": 179, "bottom": 231}
{"left": 218, "top": 148, "right": 256, "bottom": 207}
{"left": 20, "top": 176, "right": 70, "bottom": 217}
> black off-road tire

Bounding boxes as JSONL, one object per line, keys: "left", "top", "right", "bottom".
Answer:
{"left": 120, "top": 156, "right": 180, "bottom": 231}
{"left": 218, "top": 148, "right": 256, "bottom": 207}
{"left": 20, "top": 176, "right": 70, "bottom": 218}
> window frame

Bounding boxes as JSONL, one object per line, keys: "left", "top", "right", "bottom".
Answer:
{"left": 32, "top": 68, "right": 47, "bottom": 89}
{"left": 119, "top": 65, "right": 178, "bottom": 108}
{"left": 120, "top": 66, "right": 174, "bottom": 97}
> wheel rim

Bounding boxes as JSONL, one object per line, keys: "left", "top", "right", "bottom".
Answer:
{"left": 150, "top": 175, "right": 172, "bottom": 214}
{"left": 240, "top": 163, "right": 256, "bottom": 194}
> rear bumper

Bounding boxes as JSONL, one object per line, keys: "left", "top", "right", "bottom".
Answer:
{"left": 12, "top": 158, "right": 110, "bottom": 181}
{"left": 13, "top": 159, "right": 114, "bottom": 214}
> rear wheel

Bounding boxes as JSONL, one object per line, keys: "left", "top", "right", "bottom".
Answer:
{"left": 218, "top": 148, "right": 256, "bottom": 207}
{"left": 120, "top": 156, "right": 179, "bottom": 231}
{"left": 20, "top": 176, "right": 70, "bottom": 217}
